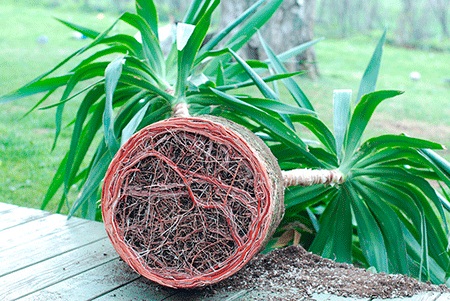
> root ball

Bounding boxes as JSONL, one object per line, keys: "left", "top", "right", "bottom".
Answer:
{"left": 102, "top": 116, "right": 284, "bottom": 288}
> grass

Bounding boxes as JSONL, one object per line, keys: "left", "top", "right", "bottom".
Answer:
{"left": 0, "top": 2, "right": 449, "bottom": 212}
{"left": 0, "top": 2, "right": 121, "bottom": 212}
{"left": 298, "top": 34, "right": 450, "bottom": 150}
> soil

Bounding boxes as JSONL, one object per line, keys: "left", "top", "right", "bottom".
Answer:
{"left": 205, "top": 245, "right": 450, "bottom": 300}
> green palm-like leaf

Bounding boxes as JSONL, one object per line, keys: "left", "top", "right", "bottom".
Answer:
{"left": 53, "top": 62, "right": 111, "bottom": 149}
{"left": 200, "top": 0, "right": 265, "bottom": 54}
{"left": 275, "top": 38, "right": 324, "bottom": 64}
{"left": 211, "top": 89, "right": 303, "bottom": 147}
{"left": 258, "top": 32, "right": 314, "bottom": 110}
{"left": 0, "top": 75, "right": 71, "bottom": 104}
{"left": 284, "top": 185, "right": 335, "bottom": 210}
{"left": 356, "top": 30, "right": 386, "bottom": 103}
{"left": 176, "top": 0, "right": 219, "bottom": 99}
{"left": 227, "top": 48, "right": 297, "bottom": 130}
{"left": 351, "top": 180, "right": 409, "bottom": 274}
{"left": 121, "top": 101, "right": 151, "bottom": 145}
{"left": 290, "top": 115, "right": 336, "bottom": 157}
{"left": 333, "top": 90, "right": 352, "bottom": 161}
{"left": 228, "top": 49, "right": 278, "bottom": 100}
{"left": 41, "top": 154, "right": 69, "bottom": 211}
{"left": 353, "top": 167, "right": 447, "bottom": 227}
{"left": 56, "top": 18, "right": 100, "bottom": 39}
{"left": 360, "top": 135, "right": 444, "bottom": 152}
{"left": 62, "top": 86, "right": 106, "bottom": 201}
{"left": 420, "top": 149, "right": 450, "bottom": 186}
{"left": 135, "top": 0, "right": 159, "bottom": 39}
{"left": 356, "top": 170, "right": 449, "bottom": 265}
{"left": 225, "top": 0, "right": 283, "bottom": 52}
{"left": 120, "top": 13, "right": 164, "bottom": 76}
{"left": 215, "top": 72, "right": 302, "bottom": 91}
{"left": 104, "top": 56, "right": 125, "bottom": 154}
{"left": 68, "top": 144, "right": 112, "bottom": 217}
{"left": 347, "top": 182, "right": 389, "bottom": 272}
{"left": 310, "top": 187, "right": 353, "bottom": 263}
{"left": 203, "top": 0, "right": 283, "bottom": 75}
{"left": 229, "top": 97, "right": 314, "bottom": 116}
{"left": 343, "top": 90, "right": 403, "bottom": 163}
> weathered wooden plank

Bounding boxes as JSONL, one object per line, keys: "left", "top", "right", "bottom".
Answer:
{"left": 163, "top": 289, "right": 254, "bottom": 301}
{"left": 311, "top": 293, "right": 371, "bottom": 301}
{"left": 435, "top": 293, "right": 450, "bottom": 300}
{"left": 0, "top": 202, "right": 17, "bottom": 213}
{"left": 92, "top": 277, "right": 251, "bottom": 301}
{"left": 0, "top": 206, "right": 50, "bottom": 231}
{"left": 0, "top": 213, "right": 87, "bottom": 252}
{"left": 17, "top": 259, "right": 140, "bottom": 301}
{"left": 93, "top": 278, "right": 309, "bottom": 301}
{"left": 0, "top": 237, "right": 118, "bottom": 301}
{"left": 349, "top": 292, "right": 447, "bottom": 301}
{"left": 0, "top": 220, "right": 107, "bottom": 276}
{"left": 92, "top": 276, "right": 182, "bottom": 301}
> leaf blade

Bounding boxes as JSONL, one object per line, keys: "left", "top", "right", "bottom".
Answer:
{"left": 121, "top": 101, "right": 151, "bottom": 145}
{"left": 347, "top": 182, "right": 389, "bottom": 272}
{"left": 103, "top": 56, "right": 125, "bottom": 153}
{"left": 356, "top": 30, "right": 386, "bottom": 102}
{"left": 310, "top": 189, "right": 353, "bottom": 263}
{"left": 259, "top": 32, "right": 314, "bottom": 110}
{"left": 200, "top": 0, "right": 265, "bottom": 53}
{"left": 344, "top": 90, "right": 403, "bottom": 160}
{"left": 333, "top": 89, "right": 352, "bottom": 161}
{"left": 135, "top": 0, "right": 159, "bottom": 39}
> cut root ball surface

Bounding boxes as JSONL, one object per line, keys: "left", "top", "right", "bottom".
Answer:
{"left": 102, "top": 116, "right": 284, "bottom": 288}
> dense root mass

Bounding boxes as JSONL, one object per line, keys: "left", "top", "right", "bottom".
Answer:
{"left": 102, "top": 117, "right": 284, "bottom": 288}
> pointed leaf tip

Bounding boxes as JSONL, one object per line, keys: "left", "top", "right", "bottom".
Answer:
{"left": 356, "top": 30, "right": 387, "bottom": 103}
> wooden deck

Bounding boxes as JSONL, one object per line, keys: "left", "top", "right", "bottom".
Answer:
{"left": 0, "top": 202, "right": 449, "bottom": 301}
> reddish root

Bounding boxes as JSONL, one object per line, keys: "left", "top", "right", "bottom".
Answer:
{"left": 102, "top": 117, "right": 283, "bottom": 288}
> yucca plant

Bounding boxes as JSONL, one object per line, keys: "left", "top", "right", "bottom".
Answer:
{"left": 1, "top": 0, "right": 449, "bottom": 286}
{"left": 266, "top": 32, "right": 450, "bottom": 285}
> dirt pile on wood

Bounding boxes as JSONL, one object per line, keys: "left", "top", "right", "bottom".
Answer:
{"left": 207, "top": 245, "right": 449, "bottom": 300}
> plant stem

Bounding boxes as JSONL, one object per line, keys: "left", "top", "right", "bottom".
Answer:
{"left": 172, "top": 102, "right": 190, "bottom": 118}
{"left": 282, "top": 169, "right": 344, "bottom": 187}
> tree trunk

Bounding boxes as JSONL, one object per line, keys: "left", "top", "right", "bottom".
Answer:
{"left": 367, "top": 1, "right": 380, "bottom": 30}
{"left": 112, "top": 0, "right": 125, "bottom": 13}
{"left": 298, "top": 0, "right": 320, "bottom": 78}
{"left": 396, "top": 0, "right": 414, "bottom": 45}
{"left": 167, "top": 0, "right": 191, "bottom": 22}
{"left": 396, "top": 0, "right": 434, "bottom": 46}
{"left": 317, "top": 0, "right": 331, "bottom": 23}
{"left": 220, "top": 0, "right": 319, "bottom": 77}
{"left": 428, "top": 0, "right": 450, "bottom": 38}
{"left": 219, "top": 0, "right": 257, "bottom": 59}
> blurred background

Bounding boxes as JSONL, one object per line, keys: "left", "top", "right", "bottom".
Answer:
{"left": 0, "top": 0, "right": 449, "bottom": 209}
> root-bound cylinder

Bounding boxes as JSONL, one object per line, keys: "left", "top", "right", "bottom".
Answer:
{"left": 102, "top": 116, "right": 284, "bottom": 288}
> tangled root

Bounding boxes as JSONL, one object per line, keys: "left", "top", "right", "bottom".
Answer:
{"left": 102, "top": 116, "right": 284, "bottom": 288}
